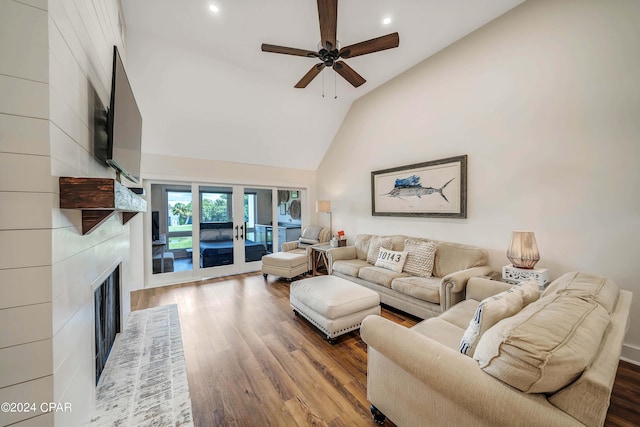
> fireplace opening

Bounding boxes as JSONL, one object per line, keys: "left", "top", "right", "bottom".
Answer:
{"left": 94, "top": 265, "right": 121, "bottom": 384}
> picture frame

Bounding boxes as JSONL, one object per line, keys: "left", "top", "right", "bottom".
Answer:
{"left": 371, "top": 155, "right": 467, "bottom": 218}
{"left": 290, "top": 190, "right": 299, "bottom": 199}
{"left": 279, "top": 203, "right": 286, "bottom": 215}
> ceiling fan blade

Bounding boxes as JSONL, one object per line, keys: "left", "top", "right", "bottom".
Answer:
{"left": 333, "top": 61, "right": 366, "bottom": 88}
{"left": 339, "top": 32, "right": 400, "bottom": 58}
{"left": 317, "top": 0, "right": 337, "bottom": 50}
{"left": 261, "top": 44, "right": 318, "bottom": 58}
{"left": 295, "top": 63, "right": 326, "bottom": 88}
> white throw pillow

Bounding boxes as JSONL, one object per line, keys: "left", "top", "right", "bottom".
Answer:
{"left": 459, "top": 287, "right": 524, "bottom": 357}
{"left": 374, "top": 248, "right": 408, "bottom": 273}
{"left": 366, "top": 236, "right": 393, "bottom": 265}
{"left": 403, "top": 240, "right": 437, "bottom": 278}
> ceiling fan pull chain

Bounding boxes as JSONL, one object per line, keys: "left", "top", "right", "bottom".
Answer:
{"left": 334, "top": 70, "right": 337, "bottom": 99}
{"left": 322, "top": 70, "right": 325, "bottom": 98}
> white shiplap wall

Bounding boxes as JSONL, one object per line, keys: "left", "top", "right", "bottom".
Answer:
{"left": 1, "top": 0, "right": 142, "bottom": 425}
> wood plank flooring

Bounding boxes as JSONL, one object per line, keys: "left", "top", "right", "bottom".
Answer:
{"left": 131, "top": 273, "right": 640, "bottom": 427}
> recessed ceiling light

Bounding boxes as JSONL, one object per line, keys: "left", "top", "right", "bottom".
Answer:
{"left": 209, "top": 4, "right": 219, "bottom": 13}
{"left": 382, "top": 17, "right": 391, "bottom": 25}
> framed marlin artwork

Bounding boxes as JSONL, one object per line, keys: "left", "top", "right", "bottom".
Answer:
{"left": 371, "top": 155, "right": 467, "bottom": 218}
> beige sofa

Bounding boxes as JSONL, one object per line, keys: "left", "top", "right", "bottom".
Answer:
{"left": 327, "top": 234, "right": 492, "bottom": 319}
{"left": 361, "top": 272, "right": 633, "bottom": 427}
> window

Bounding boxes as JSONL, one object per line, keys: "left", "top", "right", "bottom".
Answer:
{"left": 167, "top": 190, "right": 192, "bottom": 250}
{"left": 201, "top": 192, "right": 232, "bottom": 223}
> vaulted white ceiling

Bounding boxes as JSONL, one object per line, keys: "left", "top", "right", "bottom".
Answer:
{"left": 121, "top": 0, "right": 525, "bottom": 170}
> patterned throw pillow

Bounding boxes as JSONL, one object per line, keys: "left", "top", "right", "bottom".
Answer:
{"left": 403, "top": 240, "right": 437, "bottom": 277}
{"left": 459, "top": 287, "right": 524, "bottom": 357}
{"left": 366, "top": 237, "right": 393, "bottom": 265}
{"left": 374, "top": 248, "right": 408, "bottom": 273}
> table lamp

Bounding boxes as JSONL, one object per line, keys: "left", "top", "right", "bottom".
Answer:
{"left": 507, "top": 230, "right": 540, "bottom": 269}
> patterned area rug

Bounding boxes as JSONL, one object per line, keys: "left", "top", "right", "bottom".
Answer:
{"left": 89, "top": 304, "right": 193, "bottom": 427}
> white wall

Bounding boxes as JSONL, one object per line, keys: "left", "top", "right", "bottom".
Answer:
{"left": 0, "top": 1, "right": 53, "bottom": 424}
{"left": 317, "top": 0, "right": 640, "bottom": 362}
{"left": 1, "top": 0, "right": 142, "bottom": 425}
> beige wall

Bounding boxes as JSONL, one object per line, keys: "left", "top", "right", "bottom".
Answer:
{"left": 0, "top": 0, "right": 141, "bottom": 425}
{"left": 317, "top": 0, "right": 640, "bottom": 362}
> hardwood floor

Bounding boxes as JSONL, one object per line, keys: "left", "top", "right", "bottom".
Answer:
{"left": 131, "top": 273, "right": 640, "bottom": 427}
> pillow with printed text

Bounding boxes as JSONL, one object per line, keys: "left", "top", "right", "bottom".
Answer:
{"left": 374, "top": 247, "right": 408, "bottom": 273}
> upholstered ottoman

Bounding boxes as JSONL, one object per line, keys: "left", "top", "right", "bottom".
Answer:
{"left": 262, "top": 251, "right": 308, "bottom": 279}
{"left": 290, "top": 275, "right": 381, "bottom": 343}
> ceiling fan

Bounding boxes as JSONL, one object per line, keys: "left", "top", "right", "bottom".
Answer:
{"left": 261, "top": 0, "right": 399, "bottom": 89}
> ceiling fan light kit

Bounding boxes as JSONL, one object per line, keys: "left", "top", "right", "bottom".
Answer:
{"left": 261, "top": 0, "right": 399, "bottom": 89}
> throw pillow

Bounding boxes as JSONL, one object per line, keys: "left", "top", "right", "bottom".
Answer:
{"left": 459, "top": 287, "right": 524, "bottom": 357}
{"left": 374, "top": 248, "right": 408, "bottom": 273}
{"left": 301, "top": 226, "right": 322, "bottom": 240}
{"left": 366, "top": 236, "right": 393, "bottom": 265}
{"left": 473, "top": 294, "right": 610, "bottom": 394}
{"left": 403, "top": 240, "right": 437, "bottom": 278}
{"left": 516, "top": 280, "right": 540, "bottom": 306}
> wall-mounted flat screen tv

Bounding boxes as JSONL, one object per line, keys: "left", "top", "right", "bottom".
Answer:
{"left": 106, "top": 45, "right": 142, "bottom": 184}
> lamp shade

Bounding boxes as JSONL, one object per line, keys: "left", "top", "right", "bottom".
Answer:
{"left": 316, "top": 200, "right": 331, "bottom": 213}
{"left": 507, "top": 231, "right": 540, "bottom": 269}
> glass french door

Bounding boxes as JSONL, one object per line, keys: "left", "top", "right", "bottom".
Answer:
{"left": 148, "top": 181, "right": 304, "bottom": 285}
{"left": 197, "top": 185, "right": 273, "bottom": 276}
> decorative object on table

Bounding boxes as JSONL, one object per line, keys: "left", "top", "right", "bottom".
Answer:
{"left": 371, "top": 155, "right": 467, "bottom": 218}
{"left": 506, "top": 230, "right": 540, "bottom": 269}
{"left": 316, "top": 200, "right": 332, "bottom": 236}
{"left": 337, "top": 230, "right": 346, "bottom": 246}
{"left": 502, "top": 264, "right": 549, "bottom": 289}
{"left": 330, "top": 237, "right": 339, "bottom": 247}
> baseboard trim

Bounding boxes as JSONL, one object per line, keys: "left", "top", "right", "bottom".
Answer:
{"left": 620, "top": 343, "right": 640, "bottom": 366}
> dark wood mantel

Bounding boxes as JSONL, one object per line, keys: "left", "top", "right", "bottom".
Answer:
{"left": 59, "top": 177, "right": 147, "bottom": 235}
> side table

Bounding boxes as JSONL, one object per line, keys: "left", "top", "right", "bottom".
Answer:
{"left": 311, "top": 244, "right": 332, "bottom": 276}
{"left": 502, "top": 264, "right": 549, "bottom": 290}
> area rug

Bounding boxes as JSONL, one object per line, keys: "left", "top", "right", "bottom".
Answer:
{"left": 89, "top": 304, "right": 193, "bottom": 426}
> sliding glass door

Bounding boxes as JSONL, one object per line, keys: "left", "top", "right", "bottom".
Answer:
{"left": 147, "top": 181, "right": 305, "bottom": 284}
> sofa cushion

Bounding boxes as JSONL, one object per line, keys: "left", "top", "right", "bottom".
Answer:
{"left": 332, "top": 259, "right": 370, "bottom": 278}
{"left": 402, "top": 239, "right": 437, "bottom": 278}
{"left": 367, "top": 236, "right": 393, "bottom": 265}
{"left": 438, "top": 299, "right": 479, "bottom": 330}
{"left": 411, "top": 317, "right": 466, "bottom": 351}
{"left": 431, "top": 241, "right": 488, "bottom": 278}
{"left": 543, "top": 271, "right": 619, "bottom": 314}
{"left": 374, "top": 248, "right": 408, "bottom": 273}
{"left": 359, "top": 266, "right": 409, "bottom": 288}
{"left": 474, "top": 294, "right": 611, "bottom": 394}
{"left": 354, "top": 234, "right": 373, "bottom": 261}
{"left": 459, "top": 287, "right": 524, "bottom": 357}
{"left": 390, "top": 276, "right": 441, "bottom": 304}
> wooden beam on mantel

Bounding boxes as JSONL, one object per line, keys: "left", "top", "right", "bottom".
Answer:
{"left": 59, "top": 177, "right": 147, "bottom": 235}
